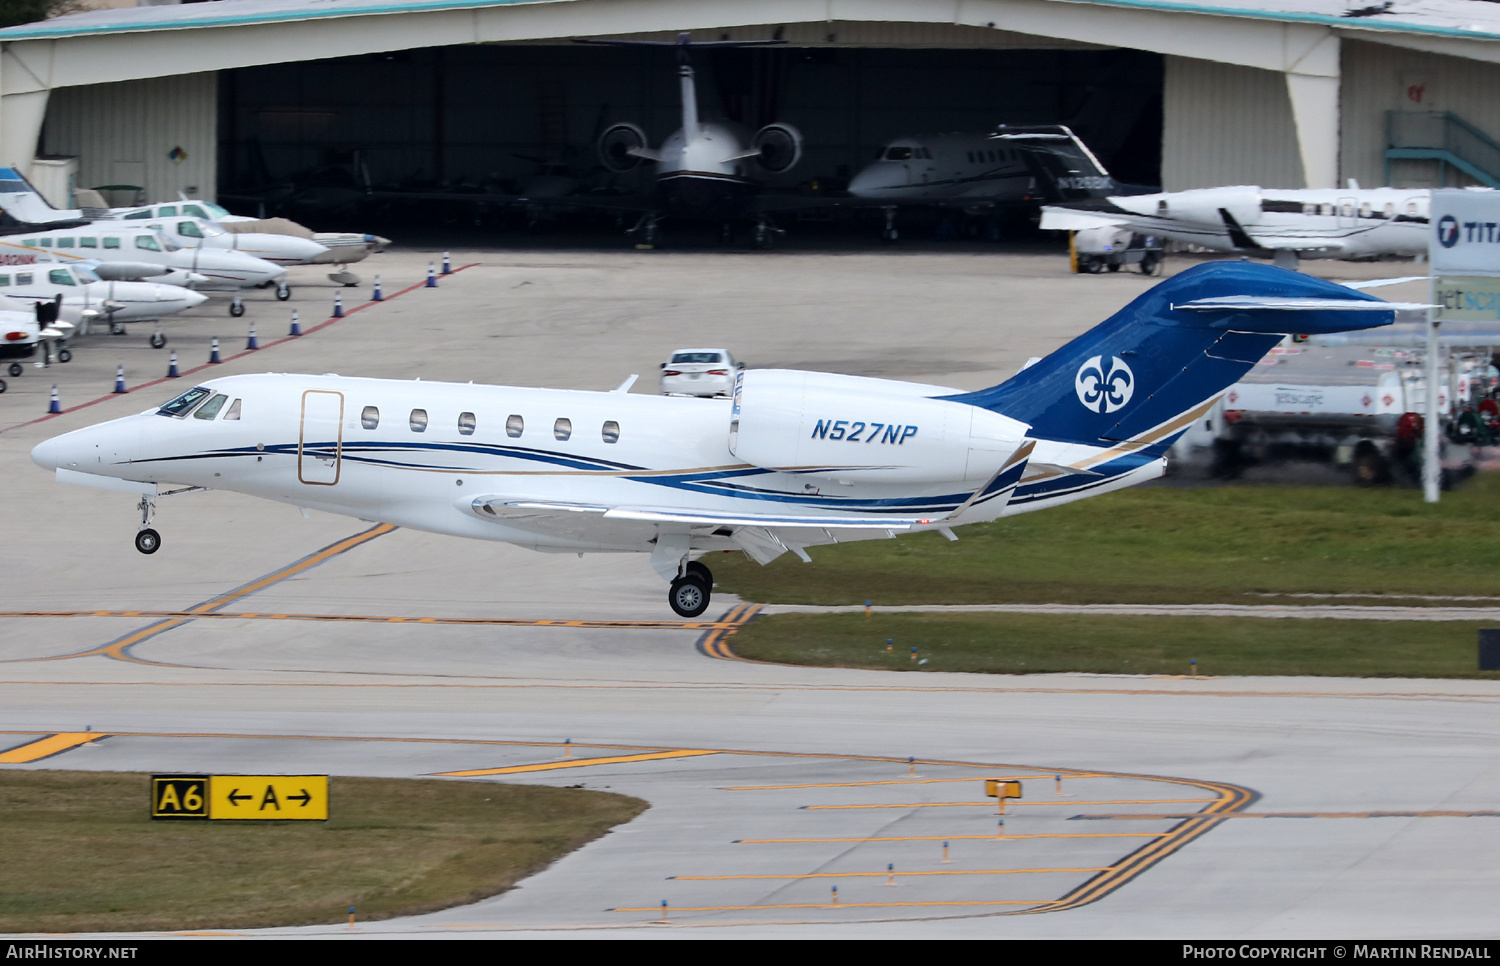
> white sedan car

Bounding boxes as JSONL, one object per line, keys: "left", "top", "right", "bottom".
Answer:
{"left": 659, "top": 348, "right": 743, "bottom": 397}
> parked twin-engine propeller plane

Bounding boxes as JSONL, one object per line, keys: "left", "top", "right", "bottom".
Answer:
{"left": 31, "top": 263, "right": 1412, "bottom": 617}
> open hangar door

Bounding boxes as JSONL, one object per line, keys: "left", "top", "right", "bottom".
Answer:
{"left": 217, "top": 41, "right": 1162, "bottom": 242}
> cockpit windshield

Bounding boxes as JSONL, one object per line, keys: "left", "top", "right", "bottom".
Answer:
{"left": 157, "top": 386, "right": 212, "bottom": 417}
{"left": 47, "top": 269, "right": 75, "bottom": 286}
{"left": 201, "top": 203, "right": 233, "bottom": 220}
{"left": 135, "top": 235, "right": 161, "bottom": 253}
{"left": 883, "top": 146, "right": 914, "bottom": 161}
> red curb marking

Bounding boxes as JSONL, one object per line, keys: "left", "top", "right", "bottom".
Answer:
{"left": 4, "top": 263, "right": 479, "bottom": 433}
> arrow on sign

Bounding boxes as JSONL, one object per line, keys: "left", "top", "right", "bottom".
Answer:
{"left": 288, "top": 790, "right": 313, "bottom": 807}
{"left": 227, "top": 789, "right": 251, "bottom": 805}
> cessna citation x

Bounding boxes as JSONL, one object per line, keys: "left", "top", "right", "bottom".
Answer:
{"left": 31, "top": 263, "right": 1411, "bottom": 617}
{"left": 1041, "top": 182, "right": 1430, "bottom": 268}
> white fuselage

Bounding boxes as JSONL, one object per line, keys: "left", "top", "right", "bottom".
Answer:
{"left": 30, "top": 372, "right": 1159, "bottom": 556}
{"left": 1042, "top": 186, "right": 1431, "bottom": 259}
{"left": 849, "top": 134, "right": 1038, "bottom": 203}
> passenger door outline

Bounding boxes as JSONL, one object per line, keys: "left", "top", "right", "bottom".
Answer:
{"left": 298, "top": 390, "right": 343, "bottom": 486}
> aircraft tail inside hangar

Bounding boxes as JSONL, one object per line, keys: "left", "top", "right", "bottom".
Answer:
{"left": 6, "top": 0, "right": 1500, "bottom": 210}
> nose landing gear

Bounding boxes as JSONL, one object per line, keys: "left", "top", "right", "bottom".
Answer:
{"left": 135, "top": 494, "right": 160, "bottom": 555}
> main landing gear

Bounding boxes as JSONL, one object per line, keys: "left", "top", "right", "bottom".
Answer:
{"left": 668, "top": 560, "right": 713, "bottom": 618}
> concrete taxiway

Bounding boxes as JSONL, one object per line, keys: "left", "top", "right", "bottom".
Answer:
{"left": 0, "top": 250, "right": 1495, "bottom": 938}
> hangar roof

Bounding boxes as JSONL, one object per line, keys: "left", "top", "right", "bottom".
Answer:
{"left": 4, "top": 0, "right": 1500, "bottom": 43}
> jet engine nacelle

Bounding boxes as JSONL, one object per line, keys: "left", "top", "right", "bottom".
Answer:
{"left": 1137, "top": 187, "right": 1262, "bottom": 228}
{"left": 598, "top": 123, "right": 651, "bottom": 173}
{"left": 728, "top": 369, "right": 1030, "bottom": 485}
{"left": 752, "top": 123, "right": 804, "bottom": 174}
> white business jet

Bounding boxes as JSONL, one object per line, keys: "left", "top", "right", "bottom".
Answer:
{"left": 849, "top": 125, "right": 1124, "bottom": 241}
{"left": 0, "top": 260, "right": 206, "bottom": 344}
{"left": 32, "top": 262, "right": 1408, "bottom": 617}
{"left": 1041, "top": 182, "right": 1431, "bottom": 268}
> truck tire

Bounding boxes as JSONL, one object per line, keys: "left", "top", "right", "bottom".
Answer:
{"left": 1352, "top": 442, "right": 1388, "bottom": 485}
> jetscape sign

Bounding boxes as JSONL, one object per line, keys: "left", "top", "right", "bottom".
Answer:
{"left": 1431, "top": 189, "right": 1500, "bottom": 274}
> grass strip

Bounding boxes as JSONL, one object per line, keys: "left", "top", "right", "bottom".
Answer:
{"left": 712, "top": 475, "right": 1500, "bottom": 606}
{"left": 728, "top": 612, "right": 1500, "bottom": 678}
{"left": 0, "top": 772, "right": 645, "bottom": 933}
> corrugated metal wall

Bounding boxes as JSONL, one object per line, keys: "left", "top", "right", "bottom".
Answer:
{"left": 42, "top": 72, "right": 217, "bottom": 205}
{"left": 1341, "top": 39, "right": 1500, "bottom": 189}
{"left": 1161, "top": 56, "right": 1303, "bottom": 190}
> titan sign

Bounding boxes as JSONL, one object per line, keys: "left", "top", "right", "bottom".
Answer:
{"left": 1430, "top": 189, "right": 1500, "bottom": 275}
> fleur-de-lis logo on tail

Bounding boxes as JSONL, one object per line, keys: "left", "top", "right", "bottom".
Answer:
{"left": 1075, "top": 355, "right": 1135, "bottom": 413}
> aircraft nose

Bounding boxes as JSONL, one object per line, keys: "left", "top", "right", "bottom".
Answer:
{"left": 30, "top": 434, "right": 65, "bottom": 471}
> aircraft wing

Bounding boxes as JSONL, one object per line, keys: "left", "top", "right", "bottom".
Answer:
{"left": 1038, "top": 206, "right": 1127, "bottom": 231}
{"left": 476, "top": 498, "right": 930, "bottom": 530}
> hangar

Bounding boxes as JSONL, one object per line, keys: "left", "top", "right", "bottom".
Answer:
{"left": 3, "top": 0, "right": 1500, "bottom": 217}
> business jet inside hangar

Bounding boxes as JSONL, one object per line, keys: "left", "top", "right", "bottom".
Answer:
{"left": 847, "top": 125, "right": 1141, "bottom": 241}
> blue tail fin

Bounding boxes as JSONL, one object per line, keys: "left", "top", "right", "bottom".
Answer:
{"left": 944, "top": 262, "right": 1402, "bottom": 446}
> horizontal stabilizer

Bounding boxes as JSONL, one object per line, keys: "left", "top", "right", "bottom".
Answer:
{"left": 1174, "top": 296, "right": 1434, "bottom": 312}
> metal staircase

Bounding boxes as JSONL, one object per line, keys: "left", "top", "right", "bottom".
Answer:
{"left": 1386, "top": 111, "right": 1500, "bottom": 188}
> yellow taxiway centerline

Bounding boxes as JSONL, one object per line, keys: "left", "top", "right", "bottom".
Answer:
{"left": 0, "top": 732, "right": 103, "bottom": 763}
{"left": 721, "top": 775, "right": 1104, "bottom": 790}
{"left": 436, "top": 750, "right": 717, "bottom": 777}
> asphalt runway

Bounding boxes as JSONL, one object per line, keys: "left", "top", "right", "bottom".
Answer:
{"left": 0, "top": 248, "right": 1494, "bottom": 938}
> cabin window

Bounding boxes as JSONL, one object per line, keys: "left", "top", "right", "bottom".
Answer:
{"left": 21, "top": 239, "right": 35, "bottom": 246}
{"left": 80, "top": 237, "right": 97, "bottom": 248}
{"left": 1406, "top": 201, "right": 1419, "bottom": 215}
{"left": 1303, "top": 203, "right": 1316, "bottom": 215}
{"left": 194, "top": 394, "right": 228, "bottom": 420}
{"left": 409, "top": 409, "right": 428, "bottom": 432}
{"left": 1319, "top": 203, "right": 1333, "bottom": 216}
{"left": 16, "top": 272, "right": 32, "bottom": 285}
{"left": 0, "top": 275, "right": 9, "bottom": 286}
{"left": 457, "top": 411, "right": 476, "bottom": 435}
{"left": 1384, "top": 203, "right": 1396, "bottom": 218}
{"left": 103, "top": 237, "right": 121, "bottom": 249}
{"left": 48, "top": 270, "right": 74, "bottom": 286}
{"left": 39, "top": 238, "right": 51, "bottom": 247}
{"left": 158, "top": 205, "right": 177, "bottom": 217}
{"left": 158, "top": 385, "right": 212, "bottom": 417}
{"left": 966, "top": 151, "right": 975, "bottom": 163}
{"left": 177, "top": 221, "right": 203, "bottom": 239}
{"left": 135, "top": 236, "right": 161, "bottom": 252}
{"left": 506, "top": 414, "right": 523, "bottom": 438}
{"left": 553, "top": 417, "right": 572, "bottom": 441}
{"left": 223, "top": 398, "right": 242, "bottom": 421}
{"left": 602, "top": 420, "right": 620, "bottom": 444}
{"left": 57, "top": 238, "right": 74, "bottom": 248}
{"left": 1340, "top": 203, "right": 1354, "bottom": 218}
{"left": 123, "top": 210, "right": 151, "bottom": 220}
{"left": 183, "top": 205, "right": 208, "bottom": 218}
{"left": 361, "top": 406, "right": 379, "bottom": 429}
{"left": 1360, "top": 202, "right": 1372, "bottom": 218}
